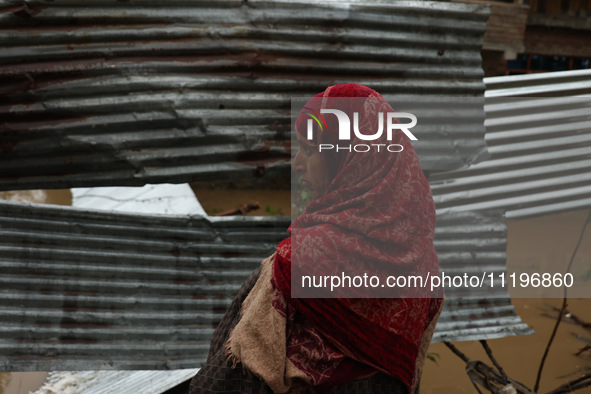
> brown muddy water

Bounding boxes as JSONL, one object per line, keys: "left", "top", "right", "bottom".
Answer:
{"left": 0, "top": 190, "right": 72, "bottom": 207}
{"left": 0, "top": 373, "right": 49, "bottom": 394}
{"left": 422, "top": 209, "right": 591, "bottom": 393}
{"left": 1, "top": 188, "right": 589, "bottom": 393}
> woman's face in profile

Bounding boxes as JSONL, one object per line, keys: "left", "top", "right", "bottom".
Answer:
{"left": 292, "top": 139, "right": 327, "bottom": 200}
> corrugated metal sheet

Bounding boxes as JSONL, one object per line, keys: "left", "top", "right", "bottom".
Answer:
{"left": 0, "top": 0, "right": 490, "bottom": 191}
{"left": 431, "top": 209, "right": 532, "bottom": 342}
{"left": 30, "top": 186, "right": 202, "bottom": 393}
{"left": 484, "top": 69, "right": 591, "bottom": 97}
{"left": 35, "top": 370, "right": 198, "bottom": 394}
{"left": 0, "top": 200, "right": 531, "bottom": 371}
{"left": 430, "top": 69, "right": 591, "bottom": 219}
{"left": 0, "top": 200, "right": 287, "bottom": 371}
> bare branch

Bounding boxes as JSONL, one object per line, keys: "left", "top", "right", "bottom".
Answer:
{"left": 534, "top": 209, "right": 591, "bottom": 392}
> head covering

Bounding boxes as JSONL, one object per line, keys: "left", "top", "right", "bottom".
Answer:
{"left": 272, "top": 83, "right": 442, "bottom": 391}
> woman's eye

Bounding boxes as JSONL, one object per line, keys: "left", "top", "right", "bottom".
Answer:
{"left": 302, "top": 144, "right": 314, "bottom": 155}
{"left": 296, "top": 140, "right": 314, "bottom": 156}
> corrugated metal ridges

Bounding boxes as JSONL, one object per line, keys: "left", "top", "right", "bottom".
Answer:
{"left": 432, "top": 210, "right": 532, "bottom": 342}
{"left": 0, "top": 201, "right": 530, "bottom": 371}
{"left": 431, "top": 69, "right": 591, "bottom": 219}
{"left": 484, "top": 68, "right": 591, "bottom": 97}
{"left": 0, "top": 0, "right": 489, "bottom": 191}
{"left": 0, "top": 200, "right": 288, "bottom": 371}
{"left": 37, "top": 370, "right": 199, "bottom": 394}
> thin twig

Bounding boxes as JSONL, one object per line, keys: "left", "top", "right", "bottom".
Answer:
{"left": 534, "top": 209, "right": 591, "bottom": 393}
{"left": 546, "top": 306, "right": 591, "bottom": 329}
{"left": 443, "top": 343, "right": 484, "bottom": 393}
{"left": 480, "top": 340, "right": 509, "bottom": 384}
{"left": 213, "top": 201, "right": 260, "bottom": 216}
{"left": 445, "top": 342, "right": 535, "bottom": 393}
{"left": 443, "top": 341, "right": 470, "bottom": 363}
{"left": 535, "top": 297, "right": 568, "bottom": 392}
{"left": 575, "top": 345, "right": 591, "bottom": 357}
{"left": 571, "top": 332, "right": 591, "bottom": 346}
{"left": 546, "top": 372, "right": 591, "bottom": 394}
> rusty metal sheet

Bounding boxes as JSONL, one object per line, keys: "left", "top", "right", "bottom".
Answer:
{"left": 0, "top": 0, "right": 490, "bottom": 191}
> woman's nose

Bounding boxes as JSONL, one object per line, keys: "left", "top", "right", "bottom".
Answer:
{"left": 292, "top": 149, "right": 304, "bottom": 173}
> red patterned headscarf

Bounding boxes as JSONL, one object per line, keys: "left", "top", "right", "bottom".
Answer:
{"left": 272, "top": 83, "right": 442, "bottom": 391}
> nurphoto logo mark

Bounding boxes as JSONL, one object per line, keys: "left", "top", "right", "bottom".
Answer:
{"left": 305, "top": 108, "right": 418, "bottom": 153}
{"left": 302, "top": 107, "right": 328, "bottom": 132}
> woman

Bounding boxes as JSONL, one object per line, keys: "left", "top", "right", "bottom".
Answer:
{"left": 190, "top": 83, "right": 442, "bottom": 394}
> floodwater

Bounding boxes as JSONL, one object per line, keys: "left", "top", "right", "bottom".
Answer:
{"left": 191, "top": 186, "right": 292, "bottom": 217}
{"left": 0, "top": 373, "right": 49, "bottom": 394}
{"left": 1, "top": 188, "right": 590, "bottom": 393}
{"left": 422, "top": 209, "right": 591, "bottom": 393}
{"left": 0, "top": 190, "right": 72, "bottom": 207}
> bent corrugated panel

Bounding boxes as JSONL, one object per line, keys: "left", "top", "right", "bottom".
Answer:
{"left": 0, "top": 0, "right": 489, "bottom": 191}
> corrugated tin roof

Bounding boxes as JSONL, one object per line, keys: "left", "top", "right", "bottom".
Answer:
{"left": 0, "top": 200, "right": 531, "bottom": 371}
{"left": 431, "top": 69, "right": 591, "bottom": 219}
{"left": 0, "top": 0, "right": 490, "bottom": 191}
